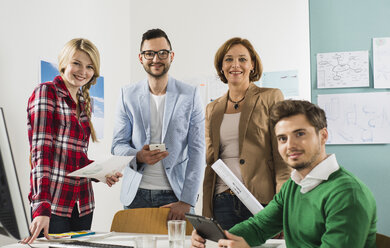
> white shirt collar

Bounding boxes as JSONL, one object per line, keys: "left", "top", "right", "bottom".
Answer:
{"left": 291, "top": 154, "right": 340, "bottom": 193}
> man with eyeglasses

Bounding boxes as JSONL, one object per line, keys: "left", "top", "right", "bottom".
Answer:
{"left": 111, "top": 28, "right": 205, "bottom": 220}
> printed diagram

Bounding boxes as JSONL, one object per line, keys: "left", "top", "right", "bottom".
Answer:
{"left": 317, "top": 51, "right": 369, "bottom": 88}
{"left": 318, "top": 93, "right": 390, "bottom": 144}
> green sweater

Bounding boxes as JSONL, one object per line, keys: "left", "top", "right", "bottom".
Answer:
{"left": 230, "top": 167, "right": 377, "bottom": 248}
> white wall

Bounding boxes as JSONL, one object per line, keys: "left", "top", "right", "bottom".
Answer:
{"left": 0, "top": 0, "right": 131, "bottom": 234}
{"left": 129, "top": 0, "right": 311, "bottom": 100}
{"left": 0, "top": 0, "right": 310, "bottom": 242}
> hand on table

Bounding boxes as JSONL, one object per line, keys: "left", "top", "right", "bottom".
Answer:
{"left": 21, "top": 215, "right": 50, "bottom": 244}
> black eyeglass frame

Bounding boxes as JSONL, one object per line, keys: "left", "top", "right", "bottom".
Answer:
{"left": 140, "top": 49, "right": 172, "bottom": 60}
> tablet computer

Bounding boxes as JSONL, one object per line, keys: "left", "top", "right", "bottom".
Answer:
{"left": 185, "top": 213, "right": 226, "bottom": 242}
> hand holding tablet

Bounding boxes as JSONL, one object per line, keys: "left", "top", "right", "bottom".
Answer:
{"left": 185, "top": 213, "right": 226, "bottom": 242}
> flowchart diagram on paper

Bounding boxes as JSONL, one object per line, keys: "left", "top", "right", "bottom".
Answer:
{"left": 317, "top": 51, "right": 369, "bottom": 88}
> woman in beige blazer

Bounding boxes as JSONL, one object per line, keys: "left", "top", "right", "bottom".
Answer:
{"left": 202, "top": 37, "right": 291, "bottom": 230}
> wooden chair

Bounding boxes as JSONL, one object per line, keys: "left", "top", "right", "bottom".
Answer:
{"left": 376, "top": 233, "right": 390, "bottom": 248}
{"left": 110, "top": 208, "right": 193, "bottom": 235}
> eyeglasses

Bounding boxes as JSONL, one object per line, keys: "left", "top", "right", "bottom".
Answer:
{"left": 140, "top": 49, "right": 171, "bottom": 60}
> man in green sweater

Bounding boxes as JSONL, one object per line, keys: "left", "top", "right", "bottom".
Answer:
{"left": 191, "top": 100, "right": 377, "bottom": 248}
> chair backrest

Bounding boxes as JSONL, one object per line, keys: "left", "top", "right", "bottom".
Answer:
{"left": 376, "top": 233, "right": 390, "bottom": 248}
{"left": 110, "top": 208, "right": 193, "bottom": 235}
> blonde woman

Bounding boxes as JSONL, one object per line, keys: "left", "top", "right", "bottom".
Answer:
{"left": 24, "top": 39, "right": 120, "bottom": 244}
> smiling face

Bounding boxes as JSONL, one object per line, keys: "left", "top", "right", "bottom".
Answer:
{"left": 275, "top": 114, "right": 328, "bottom": 177}
{"left": 221, "top": 44, "right": 254, "bottom": 86}
{"left": 62, "top": 50, "right": 94, "bottom": 94}
{"left": 139, "top": 37, "right": 174, "bottom": 78}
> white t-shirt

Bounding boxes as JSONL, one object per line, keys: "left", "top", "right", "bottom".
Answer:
{"left": 139, "top": 93, "right": 171, "bottom": 190}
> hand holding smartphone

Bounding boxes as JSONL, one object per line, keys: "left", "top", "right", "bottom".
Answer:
{"left": 149, "top": 143, "right": 166, "bottom": 151}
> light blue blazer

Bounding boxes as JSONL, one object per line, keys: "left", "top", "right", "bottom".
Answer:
{"left": 111, "top": 76, "right": 205, "bottom": 207}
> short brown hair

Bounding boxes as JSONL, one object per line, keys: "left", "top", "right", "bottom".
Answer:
{"left": 270, "top": 100, "right": 327, "bottom": 132}
{"left": 214, "top": 37, "right": 263, "bottom": 84}
{"left": 140, "top": 28, "right": 172, "bottom": 51}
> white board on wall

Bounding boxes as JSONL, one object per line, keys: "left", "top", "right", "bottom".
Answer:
{"left": 128, "top": 0, "right": 311, "bottom": 101}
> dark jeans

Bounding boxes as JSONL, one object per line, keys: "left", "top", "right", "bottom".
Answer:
{"left": 125, "top": 188, "right": 179, "bottom": 209}
{"left": 32, "top": 203, "right": 93, "bottom": 235}
{"left": 213, "top": 192, "right": 253, "bottom": 230}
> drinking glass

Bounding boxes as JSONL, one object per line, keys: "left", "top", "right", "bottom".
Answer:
{"left": 168, "top": 220, "right": 186, "bottom": 248}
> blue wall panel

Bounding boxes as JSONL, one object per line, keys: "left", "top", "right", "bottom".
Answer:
{"left": 309, "top": 0, "right": 390, "bottom": 236}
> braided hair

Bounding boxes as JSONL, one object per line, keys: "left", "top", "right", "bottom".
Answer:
{"left": 58, "top": 38, "right": 100, "bottom": 142}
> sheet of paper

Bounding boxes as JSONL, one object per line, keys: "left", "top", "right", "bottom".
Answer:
{"left": 256, "top": 70, "right": 300, "bottom": 99}
{"left": 316, "top": 51, "right": 369, "bottom": 88}
{"left": 68, "top": 156, "right": 134, "bottom": 182}
{"left": 207, "top": 76, "right": 229, "bottom": 103}
{"left": 211, "top": 159, "right": 263, "bottom": 215}
{"left": 318, "top": 92, "right": 390, "bottom": 144}
{"left": 373, "top": 37, "right": 390, "bottom": 88}
{"left": 181, "top": 75, "right": 212, "bottom": 107}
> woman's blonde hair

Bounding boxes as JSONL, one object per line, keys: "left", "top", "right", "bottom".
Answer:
{"left": 58, "top": 38, "right": 100, "bottom": 142}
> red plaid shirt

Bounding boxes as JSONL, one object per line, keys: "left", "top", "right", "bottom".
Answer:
{"left": 27, "top": 76, "right": 94, "bottom": 219}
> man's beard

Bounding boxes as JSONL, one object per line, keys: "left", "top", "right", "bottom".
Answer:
{"left": 143, "top": 62, "right": 170, "bottom": 78}
{"left": 290, "top": 144, "right": 321, "bottom": 172}
{"left": 292, "top": 161, "right": 312, "bottom": 171}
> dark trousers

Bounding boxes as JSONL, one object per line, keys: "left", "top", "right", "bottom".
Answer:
{"left": 32, "top": 203, "right": 93, "bottom": 235}
{"left": 125, "top": 188, "right": 178, "bottom": 209}
{"left": 213, "top": 192, "right": 253, "bottom": 230}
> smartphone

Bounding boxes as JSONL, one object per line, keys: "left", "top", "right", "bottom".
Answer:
{"left": 149, "top": 143, "right": 166, "bottom": 151}
{"left": 185, "top": 213, "right": 227, "bottom": 242}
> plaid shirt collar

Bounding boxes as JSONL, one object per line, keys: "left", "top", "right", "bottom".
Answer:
{"left": 53, "top": 75, "right": 86, "bottom": 109}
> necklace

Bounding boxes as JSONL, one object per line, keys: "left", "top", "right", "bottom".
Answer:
{"left": 228, "top": 93, "right": 246, "bottom": 110}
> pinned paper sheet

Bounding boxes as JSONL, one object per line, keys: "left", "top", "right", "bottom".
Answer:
{"left": 317, "top": 51, "right": 369, "bottom": 88}
{"left": 318, "top": 92, "right": 390, "bottom": 144}
{"left": 373, "top": 37, "right": 390, "bottom": 88}
{"left": 211, "top": 159, "right": 263, "bottom": 215}
{"left": 256, "top": 70, "right": 300, "bottom": 99}
{"left": 68, "top": 156, "right": 134, "bottom": 182}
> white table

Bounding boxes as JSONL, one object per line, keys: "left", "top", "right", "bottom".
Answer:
{"left": 2, "top": 232, "right": 286, "bottom": 248}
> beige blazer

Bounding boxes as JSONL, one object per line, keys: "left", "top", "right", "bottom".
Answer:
{"left": 202, "top": 83, "right": 291, "bottom": 218}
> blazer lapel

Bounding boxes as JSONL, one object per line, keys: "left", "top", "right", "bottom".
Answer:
{"left": 138, "top": 80, "right": 151, "bottom": 141}
{"left": 162, "top": 77, "right": 177, "bottom": 142}
{"left": 239, "top": 83, "right": 260, "bottom": 154}
{"left": 211, "top": 93, "right": 227, "bottom": 161}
